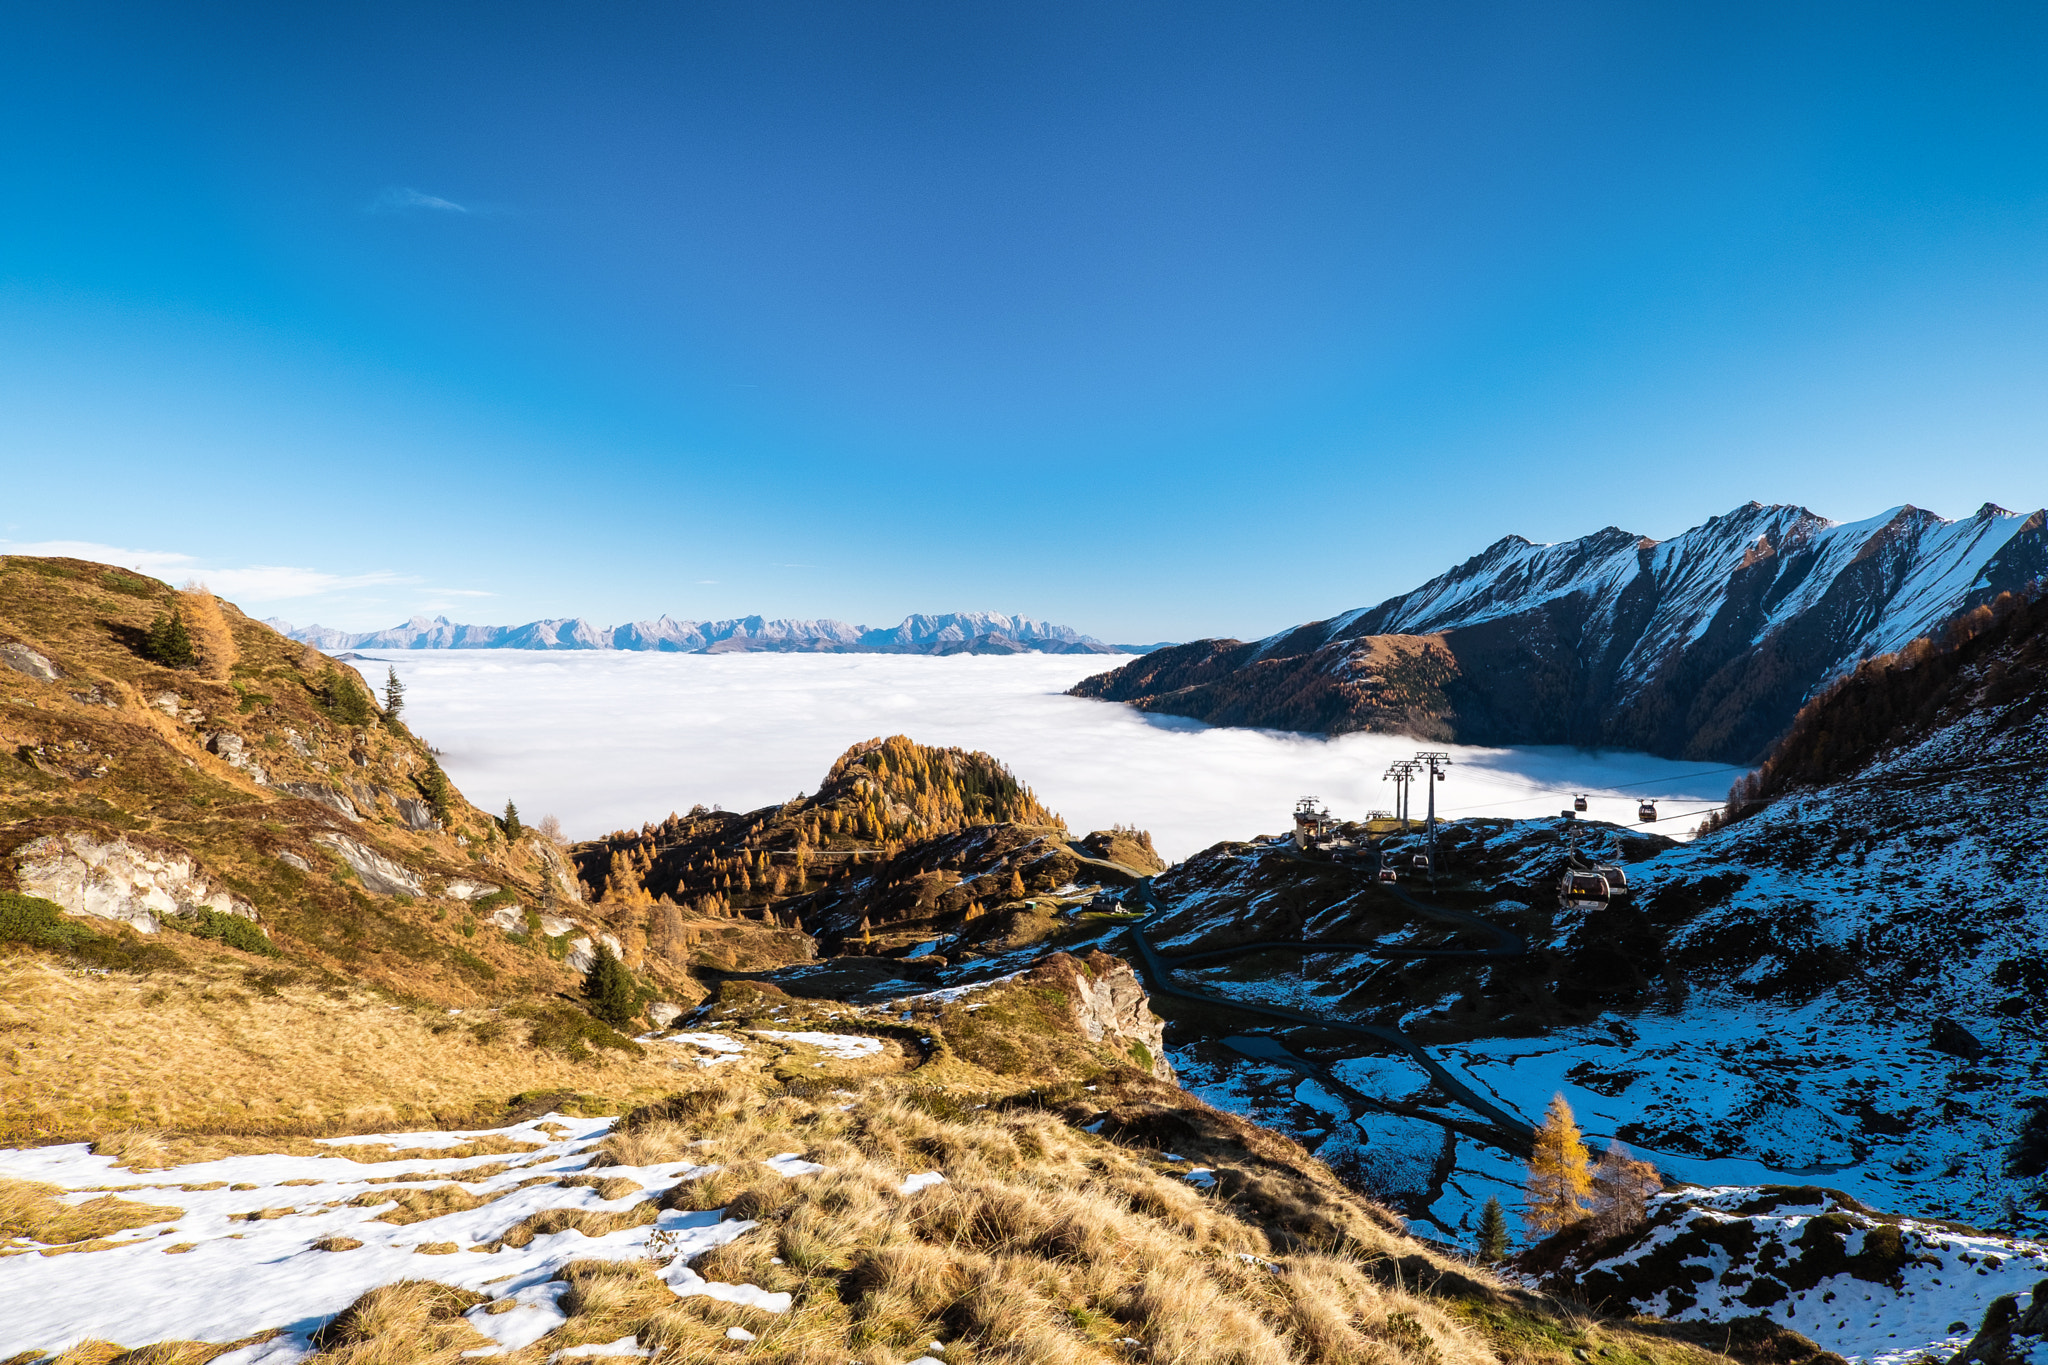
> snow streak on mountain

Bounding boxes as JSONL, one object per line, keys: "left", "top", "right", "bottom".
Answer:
{"left": 1073, "top": 501, "right": 2048, "bottom": 761}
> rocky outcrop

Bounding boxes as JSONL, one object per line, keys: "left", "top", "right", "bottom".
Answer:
{"left": 203, "top": 731, "right": 268, "bottom": 785}
{"left": 394, "top": 797, "right": 437, "bottom": 831}
{"left": 0, "top": 642, "right": 60, "bottom": 682}
{"left": 534, "top": 842, "right": 585, "bottom": 902}
{"left": 280, "top": 783, "right": 359, "bottom": 821}
{"left": 443, "top": 879, "right": 501, "bottom": 901}
{"left": 311, "top": 832, "right": 423, "bottom": 897}
{"left": 1031, "top": 950, "right": 1175, "bottom": 1083}
{"left": 565, "top": 932, "right": 624, "bottom": 975}
{"left": 15, "top": 830, "right": 257, "bottom": 933}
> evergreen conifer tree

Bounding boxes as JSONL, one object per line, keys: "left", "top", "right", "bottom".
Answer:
{"left": 502, "top": 800, "right": 522, "bottom": 842}
{"left": 583, "top": 944, "right": 637, "bottom": 1029}
{"left": 383, "top": 667, "right": 406, "bottom": 721}
{"left": 1477, "top": 1196, "right": 1511, "bottom": 1263}
{"left": 1524, "top": 1093, "right": 1594, "bottom": 1237}
{"left": 420, "top": 756, "right": 453, "bottom": 825}
{"left": 320, "top": 668, "right": 375, "bottom": 726}
{"left": 142, "top": 608, "right": 198, "bottom": 667}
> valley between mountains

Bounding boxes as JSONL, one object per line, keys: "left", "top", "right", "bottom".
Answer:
{"left": 2, "top": 552, "right": 2045, "bottom": 1365}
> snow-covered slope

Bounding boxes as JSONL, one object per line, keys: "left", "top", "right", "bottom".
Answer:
{"left": 1140, "top": 589, "right": 2048, "bottom": 1257}
{"left": 1530, "top": 1185, "right": 2048, "bottom": 1365}
{"left": 269, "top": 611, "right": 1130, "bottom": 655}
{"left": 1072, "top": 501, "right": 2048, "bottom": 761}
{"left": 0, "top": 1114, "right": 795, "bottom": 1360}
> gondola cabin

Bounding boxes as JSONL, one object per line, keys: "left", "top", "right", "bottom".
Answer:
{"left": 1638, "top": 800, "right": 1658, "bottom": 822}
{"left": 1377, "top": 867, "right": 1399, "bottom": 884}
{"left": 1573, "top": 794, "right": 1588, "bottom": 812}
{"left": 1559, "top": 869, "right": 1611, "bottom": 904}
{"left": 1592, "top": 863, "right": 1629, "bottom": 893}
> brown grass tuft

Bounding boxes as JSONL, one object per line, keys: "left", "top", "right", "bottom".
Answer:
{"left": 304, "top": 1280, "right": 491, "bottom": 1364}
{"left": 0, "top": 1177, "right": 183, "bottom": 1249}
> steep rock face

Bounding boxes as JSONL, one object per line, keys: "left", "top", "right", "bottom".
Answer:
{"left": 1072, "top": 502, "right": 2048, "bottom": 761}
{"left": 15, "top": 829, "right": 258, "bottom": 933}
{"left": 1042, "top": 950, "right": 1176, "bottom": 1082}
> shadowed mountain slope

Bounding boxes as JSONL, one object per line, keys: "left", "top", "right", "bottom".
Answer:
{"left": 1072, "top": 501, "right": 2048, "bottom": 761}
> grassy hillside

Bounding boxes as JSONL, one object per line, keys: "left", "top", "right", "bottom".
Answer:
{"left": 0, "top": 555, "right": 806, "bottom": 1140}
{"left": 0, "top": 957, "right": 1764, "bottom": 1365}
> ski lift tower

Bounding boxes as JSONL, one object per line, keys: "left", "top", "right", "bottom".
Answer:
{"left": 1414, "top": 751, "right": 1451, "bottom": 855}
{"left": 1383, "top": 761, "right": 1419, "bottom": 829}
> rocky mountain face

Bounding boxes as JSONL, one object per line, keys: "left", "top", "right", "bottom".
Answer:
{"left": 1072, "top": 501, "right": 2048, "bottom": 761}
{"left": 272, "top": 610, "right": 1136, "bottom": 655}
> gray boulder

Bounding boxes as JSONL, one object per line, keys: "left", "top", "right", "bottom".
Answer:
{"left": 279, "top": 782, "right": 360, "bottom": 821}
{"left": 0, "top": 642, "right": 60, "bottom": 682}
{"left": 312, "top": 832, "right": 424, "bottom": 897}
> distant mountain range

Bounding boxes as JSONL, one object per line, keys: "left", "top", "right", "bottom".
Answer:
{"left": 267, "top": 610, "right": 1158, "bottom": 656}
{"left": 1071, "top": 501, "right": 2048, "bottom": 761}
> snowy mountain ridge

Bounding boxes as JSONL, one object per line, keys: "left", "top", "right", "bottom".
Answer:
{"left": 1075, "top": 500, "right": 2048, "bottom": 761}
{"left": 269, "top": 610, "right": 1137, "bottom": 655}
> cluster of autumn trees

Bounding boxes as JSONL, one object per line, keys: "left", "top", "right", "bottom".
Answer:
{"left": 577, "top": 737, "right": 1060, "bottom": 913}
{"left": 823, "top": 735, "right": 1058, "bottom": 837}
{"left": 1476, "top": 1093, "right": 1662, "bottom": 1264}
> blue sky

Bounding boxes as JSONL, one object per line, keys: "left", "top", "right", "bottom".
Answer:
{"left": 4, "top": 2, "right": 2047, "bottom": 642}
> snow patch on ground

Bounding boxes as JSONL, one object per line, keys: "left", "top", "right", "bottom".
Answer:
{"left": 1560, "top": 1186, "right": 2048, "bottom": 1365}
{"left": 749, "top": 1030, "right": 886, "bottom": 1060}
{"left": 0, "top": 1114, "right": 795, "bottom": 1360}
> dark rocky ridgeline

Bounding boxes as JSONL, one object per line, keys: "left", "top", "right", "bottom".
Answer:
{"left": 1716, "top": 581, "right": 2048, "bottom": 822}
{"left": 1071, "top": 502, "right": 2048, "bottom": 762}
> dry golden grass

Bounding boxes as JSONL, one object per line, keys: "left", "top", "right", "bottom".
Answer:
{"left": 12, "top": 1039, "right": 1751, "bottom": 1365}
{"left": 302, "top": 1280, "right": 493, "bottom": 1364}
{"left": 0, "top": 952, "right": 697, "bottom": 1144}
{"left": 0, "top": 1177, "right": 182, "bottom": 1251}
{"left": 369, "top": 1175, "right": 556, "bottom": 1225}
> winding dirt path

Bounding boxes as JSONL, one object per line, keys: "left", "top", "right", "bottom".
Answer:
{"left": 1122, "top": 848, "right": 1537, "bottom": 1151}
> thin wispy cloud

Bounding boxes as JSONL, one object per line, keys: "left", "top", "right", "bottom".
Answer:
{"left": 0, "top": 540, "right": 476, "bottom": 625}
{"left": 366, "top": 185, "right": 472, "bottom": 215}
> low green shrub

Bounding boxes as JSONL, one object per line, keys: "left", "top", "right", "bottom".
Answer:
{"left": 0, "top": 891, "right": 95, "bottom": 950}
{"left": 0, "top": 891, "right": 186, "bottom": 972}
{"left": 516, "top": 1003, "right": 644, "bottom": 1063}
{"left": 185, "top": 908, "right": 278, "bottom": 957}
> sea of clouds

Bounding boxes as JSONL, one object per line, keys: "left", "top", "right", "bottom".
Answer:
{"left": 353, "top": 652, "right": 1737, "bottom": 859}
